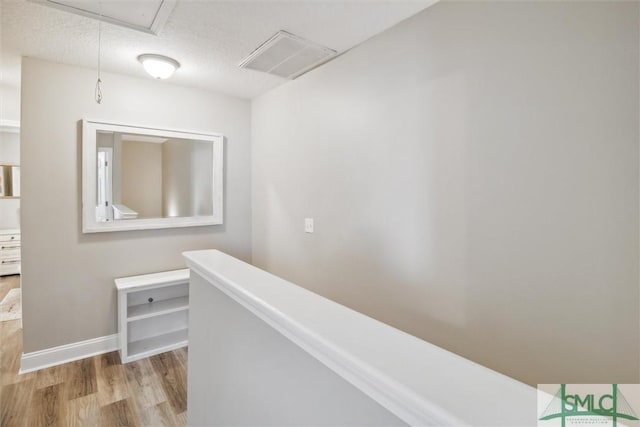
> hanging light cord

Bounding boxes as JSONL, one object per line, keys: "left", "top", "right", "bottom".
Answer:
{"left": 95, "top": 5, "right": 103, "bottom": 104}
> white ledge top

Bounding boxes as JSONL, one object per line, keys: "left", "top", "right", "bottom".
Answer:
{"left": 115, "top": 268, "right": 189, "bottom": 290}
{"left": 183, "top": 250, "right": 537, "bottom": 426}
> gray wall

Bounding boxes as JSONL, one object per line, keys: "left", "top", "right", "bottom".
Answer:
{"left": 161, "top": 139, "right": 191, "bottom": 218}
{"left": 21, "top": 57, "right": 251, "bottom": 352}
{"left": 0, "top": 81, "right": 20, "bottom": 123}
{"left": 190, "top": 140, "right": 214, "bottom": 216}
{"left": 251, "top": 1, "right": 640, "bottom": 385}
{"left": 122, "top": 140, "right": 162, "bottom": 218}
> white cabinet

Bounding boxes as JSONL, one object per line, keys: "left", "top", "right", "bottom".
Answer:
{"left": 0, "top": 229, "right": 20, "bottom": 276}
{"left": 115, "top": 269, "right": 189, "bottom": 363}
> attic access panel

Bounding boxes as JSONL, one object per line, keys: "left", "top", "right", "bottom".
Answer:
{"left": 240, "top": 31, "right": 337, "bottom": 80}
{"left": 30, "top": 0, "right": 176, "bottom": 34}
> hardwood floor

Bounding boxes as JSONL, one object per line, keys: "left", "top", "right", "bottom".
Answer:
{"left": 0, "top": 274, "right": 20, "bottom": 302}
{"left": 0, "top": 275, "right": 188, "bottom": 426}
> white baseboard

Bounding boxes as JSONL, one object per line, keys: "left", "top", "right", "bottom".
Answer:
{"left": 20, "top": 334, "right": 119, "bottom": 374}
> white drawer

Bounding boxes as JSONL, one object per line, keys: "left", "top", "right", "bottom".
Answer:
{"left": 0, "top": 234, "right": 19, "bottom": 243}
{"left": 0, "top": 260, "right": 20, "bottom": 276}
{"left": 0, "top": 247, "right": 20, "bottom": 259}
{"left": 0, "top": 257, "right": 20, "bottom": 269}
{"left": 0, "top": 241, "right": 20, "bottom": 249}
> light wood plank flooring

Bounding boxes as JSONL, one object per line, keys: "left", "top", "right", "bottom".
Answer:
{"left": 0, "top": 275, "right": 188, "bottom": 426}
{"left": 0, "top": 274, "right": 19, "bottom": 302}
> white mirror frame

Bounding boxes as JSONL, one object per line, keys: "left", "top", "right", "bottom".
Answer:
{"left": 82, "top": 119, "right": 224, "bottom": 233}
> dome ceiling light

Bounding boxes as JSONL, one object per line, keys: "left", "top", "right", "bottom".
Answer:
{"left": 138, "top": 54, "right": 180, "bottom": 79}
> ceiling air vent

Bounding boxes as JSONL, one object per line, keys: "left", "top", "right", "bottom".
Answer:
{"left": 239, "top": 31, "right": 337, "bottom": 80}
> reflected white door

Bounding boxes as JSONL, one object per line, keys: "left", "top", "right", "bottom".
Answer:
{"left": 97, "top": 147, "right": 113, "bottom": 221}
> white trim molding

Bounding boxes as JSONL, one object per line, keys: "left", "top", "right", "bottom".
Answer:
{"left": 82, "top": 119, "right": 224, "bottom": 233}
{"left": 20, "top": 334, "right": 119, "bottom": 374}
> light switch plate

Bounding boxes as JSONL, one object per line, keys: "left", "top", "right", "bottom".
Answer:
{"left": 304, "top": 218, "right": 314, "bottom": 233}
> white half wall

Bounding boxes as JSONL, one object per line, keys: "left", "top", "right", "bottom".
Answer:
{"left": 187, "top": 269, "right": 407, "bottom": 426}
{"left": 251, "top": 1, "right": 640, "bottom": 385}
{"left": 20, "top": 57, "right": 251, "bottom": 353}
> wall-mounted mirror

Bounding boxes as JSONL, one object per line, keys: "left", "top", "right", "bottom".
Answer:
{"left": 0, "top": 165, "right": 20, "bottom": 198}
{"left": 82, "top": 120, "right": 223, "bottom": 233}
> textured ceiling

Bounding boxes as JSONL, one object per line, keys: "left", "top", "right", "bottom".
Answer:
{"left": 0, "top": 0, "right": 434, "bottom": 100}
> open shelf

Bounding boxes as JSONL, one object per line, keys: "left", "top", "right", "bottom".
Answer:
{"left": 128, "top": 296, "right": 189, "bottom": 322}
{"left": 117, "top": 268, "right": 190, "bottom": 363}
{"left": 128, "top": 328, "right": 188, "bottom": 359}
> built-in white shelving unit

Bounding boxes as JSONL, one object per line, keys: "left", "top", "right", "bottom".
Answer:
{"left": 115, "top": 268, "right": 189, "bottom": 363}
{"left": 127, "top": 295, "right": 189, "bottom": 321}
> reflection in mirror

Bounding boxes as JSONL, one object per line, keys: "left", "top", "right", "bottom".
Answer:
{"left": 82, "top": 120, "right": 223, "bottom": 233}
{"left": 95, "top": 131, "right": 213, "bottom": 222}
{"left": 0, "top": 165, "right": 20, "bottom": 198}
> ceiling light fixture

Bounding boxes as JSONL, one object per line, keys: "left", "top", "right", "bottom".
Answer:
{"left": 137, "top": 54, "right": 180, "bottom": 79}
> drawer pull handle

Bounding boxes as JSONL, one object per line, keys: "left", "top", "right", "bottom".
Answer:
{"left": 1, "top": 246, "right": 19, "bottom": 250}
{"left": 148, "top": 297, "right": 154, "bottom": 303}
{"left": 1, "top": 260, "right": 19, "bottom": 264}
{"left": 10, "top": 237, "right": 15, "bottom": 240}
